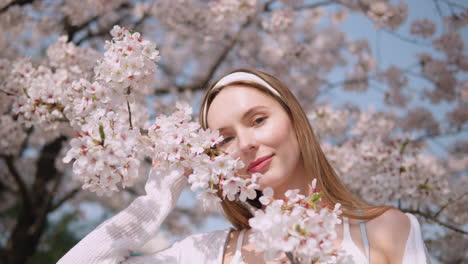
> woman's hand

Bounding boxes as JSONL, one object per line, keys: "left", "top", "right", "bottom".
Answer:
{"left": 152, "top": 159, "right": 192, "bottom": 177}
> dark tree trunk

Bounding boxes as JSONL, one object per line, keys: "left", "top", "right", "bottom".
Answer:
{"left": 2, "top": 136, "right": 67, "bottom": 264}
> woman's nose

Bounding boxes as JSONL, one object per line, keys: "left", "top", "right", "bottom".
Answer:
{"left": 237, "top": 129, "right": 258, "bottom": 154}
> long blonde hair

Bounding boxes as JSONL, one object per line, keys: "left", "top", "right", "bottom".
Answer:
{"left": 199, "top": 68, "right": 391, "bottom": 230}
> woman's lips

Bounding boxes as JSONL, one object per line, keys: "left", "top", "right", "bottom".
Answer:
{"left": 248, "top": 154, "right": 274, "bottom": 173}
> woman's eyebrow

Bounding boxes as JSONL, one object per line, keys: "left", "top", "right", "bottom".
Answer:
{"left": 241, "top": 105, "right": 269, "bottom": 121}
{"left": 217, "top": 105, "right": 268, "bottom": 132}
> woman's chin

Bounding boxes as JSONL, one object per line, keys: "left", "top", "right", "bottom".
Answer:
{"left": 257, "top": 175, "right": 284, "bottom": 192}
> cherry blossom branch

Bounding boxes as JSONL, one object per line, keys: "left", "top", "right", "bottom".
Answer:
{"left": 75, "top": 3, "right": 150, "bottom": 45}
{"left": 404, "top": 209, "right": 468, "bottom": 235}
{"left": 414, "top": 128, "right": 468, "bottom": 141}
{"left": 127, "top": 99, "right": 133, "bottom": 129}
{"left": 154, "top": 9, "right": 256, "bottom": 95}
{"left": 294, "top": 1, "right": 335, "bottom": 10}
{"left": 432, "top": 0, "right": 445, "bottom": 19}
{"left": 382, "top": 29, "right": 432, "bottom": 47}
{"left": 0, "top": 0, "right": 34, "bottom": 14}
{"left": 63, "top": 2, "right": 130, "bottom": 41}
{"left": 439, "top": 0, "right": 468, "bottom": 10}
{"left": 0, "top": 88, "right": 17, "bottom": 96}
{"left": 75, "top": 18, "right": 124, "bottom": 45}
{"left": 49, "top": 187, "right": 81, "bottom": 212}
{"left": 434, "top": 191, "right": 468, "bottom": 218}
{"left": 198, "top": 16, "right": 254, "bottom": 89}
{"left": 1, "top": 155, "right": 31, "bottom": 210}
{"left": 264, "top": 1, "right": 334, "bottom": 12}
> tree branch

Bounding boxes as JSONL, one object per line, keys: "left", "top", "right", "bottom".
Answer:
{"left": 414, "top": 127, "right": 468, "bottom": 141}
{"left": 382, "top": 29, "right": 432, "bottom": 47}
{"left": 75, "top": 17, "right": 125, "bottom": 45}
{"left": 404, "top": 209, "right": 468, "bottom": 235}
{"left": 293, "top": 1, "right": 335, "bottom": 11}
{"left": 439, "top": 0, "right": 468, "bottom": 10}
{"left": 1, "top": 155, "right": 31, "bottom": 210}
{"left": 0, "top": 88, "right": 17, "bottom": 96}
{"left": 75, "top": 6, "right": 150, "bottom": 45}
{"left": 434, "top": 191, "right": 468, "bottom": 218}
{"left": 154, "top": 9, "right": 256, "bottom": 95}
{"left": 64, "top": 2, "right": 130, "bottom": 42}
{"left": 0, "top": 0, "right": 34, "bottom": 14}
{"left": 49, "top": 187, "right": 81, "bottom": 212}
{"left": 0, "top": 177, "right": 17, "bottom": 195}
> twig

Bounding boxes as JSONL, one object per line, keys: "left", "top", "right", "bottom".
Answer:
{"left": 439, "top": 0, "right": 468, "bottom": 9}
{"left": 49, "top": 187, "right": 81, "bottom": 212}
{"left": 434, "top": 191, "right": 468, "bottom": 218}
{"left": 404, "top": 209, "right": 467, "bottom": 235}
{"left": 433, "top": 0, "right": 445, "bottom": 19}
{"left": 127, "top": 98, "right": 133, "bottom": 129}
{"left": 0, "top": 88, "right": 17, "bottom": 96}
{"left": 265, "top": 1, "right": 334, "bottom": 12}
{"left": 414, "top": 128, "right": 468, "bottom": 141}
{"left": 382, "top": 29, "right": 432, "bottom": 47}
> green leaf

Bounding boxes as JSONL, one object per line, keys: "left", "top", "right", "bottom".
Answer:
{"left": 399, "top": 139, "right": 410, "bottom": 155}
{"left": 310, "top": 192, "right": 322, "bottom": 203}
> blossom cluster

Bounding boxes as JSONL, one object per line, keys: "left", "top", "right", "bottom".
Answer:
{"left": 62, "top": 26, "right": 159, "bottom": 195}
{"left": 145, "top": 102, "right": 261, "bottom": 208}
{"left": 310, "top": 106, "right": 450, "bottom": 209}
{"left": 11, "top": 61, "right": 70, "bottom": 130}
{"left": 249, "top": 180, "right": 349, "bottom": 263}
{"left": 63, "top": 109, "right": 142, "bottom": 195}
{"left": 410, "top": 19, "right": 436, "bottom": 38}
{"left": 95, "top": 25, "right": 160, "bottom": 96}
{"left": 209, "top": 0, "right": 258, "bottom": 24}
{"left": 365, "top": 1, "right": 408, "bottom": 30}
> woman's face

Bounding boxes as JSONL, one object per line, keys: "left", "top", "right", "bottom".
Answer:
{"left": 207, "top": 85, "right": 307, "bottom": 196}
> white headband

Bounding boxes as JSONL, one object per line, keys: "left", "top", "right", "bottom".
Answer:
{"left": 201, "top": 72, "right": 281, "bottom": 128}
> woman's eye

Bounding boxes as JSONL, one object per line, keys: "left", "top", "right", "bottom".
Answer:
{"left": 220, "top": 136, "right": 233, "bottom": 145}
{"left": 254, "top": 117, "right": 266, "bottom": 125}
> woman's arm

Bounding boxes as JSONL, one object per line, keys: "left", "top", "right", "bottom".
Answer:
{"left": 57, "top": 167, "right": 187, "bottom": 264}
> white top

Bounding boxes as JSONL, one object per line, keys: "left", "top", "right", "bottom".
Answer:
{"left": 340, "top": 217, "right": 369, "bottom": 263}
{"left": 58, "top": 167, "right": 429, "bottom": 264}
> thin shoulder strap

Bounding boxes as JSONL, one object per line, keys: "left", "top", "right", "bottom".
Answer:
{"left": 230, "top": 229, "right": 246, "bottom": 264}
{"left": 236, "top": 229, "right": 246, "bottom": 252}
{"left": 343, "top": 217, "right": 352, "bottom": 239}
{"left": 359, "top": 219, "right": 370, "bottom": 262}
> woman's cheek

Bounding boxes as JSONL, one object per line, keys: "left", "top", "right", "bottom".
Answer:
{"left": 263, "top": 117, "right": 292, "bottom": 147}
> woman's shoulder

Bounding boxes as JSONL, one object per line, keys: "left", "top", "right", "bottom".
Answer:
{"left": 367, "top": 209, "right": 411, "bottom": 260}
{"left": 368, "top": 208, "right": 410, "bottom": 233}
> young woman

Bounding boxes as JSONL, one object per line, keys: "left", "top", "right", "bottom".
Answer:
{"left": 59, "top": 69, "right": 429, "bottom": 264}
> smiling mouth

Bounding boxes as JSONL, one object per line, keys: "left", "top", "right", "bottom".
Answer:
{"left": 248, "top": 154, "right": 274, "bottom": 173}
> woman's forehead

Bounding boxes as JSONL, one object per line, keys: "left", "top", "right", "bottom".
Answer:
{"left": 206, "top": 85, "right": 280, "bottom": 129}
